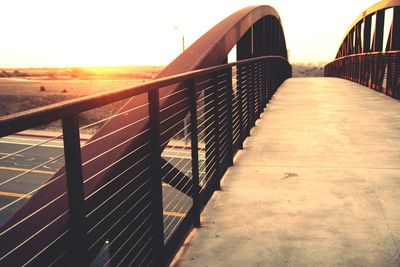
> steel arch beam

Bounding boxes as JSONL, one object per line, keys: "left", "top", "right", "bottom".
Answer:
{"left": 335, "top": 0, "right": 400, "bottom": 58}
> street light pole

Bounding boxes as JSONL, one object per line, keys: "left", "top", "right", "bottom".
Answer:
{"left": 174, "top": 26, "right": 185, "bottom": 52}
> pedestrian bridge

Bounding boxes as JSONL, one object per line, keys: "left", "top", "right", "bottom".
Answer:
{"left": 0, "top": 1, "right": 399, "bottom": 266}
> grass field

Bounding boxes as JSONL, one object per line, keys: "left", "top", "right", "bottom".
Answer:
{"left": 292, "top": 63, "right": 325, "bottom": 77}
{"left": 0, "top": 66, "right": 165, "bottom": 113}
{"left": 0, "top": 66, "right": 165, "bottom": 132}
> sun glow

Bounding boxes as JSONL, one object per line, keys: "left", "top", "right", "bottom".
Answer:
{"left": 0, "top": 0, "right": 378, "bottom": 67}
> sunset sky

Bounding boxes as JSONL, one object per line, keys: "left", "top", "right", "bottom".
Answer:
{"left": 0, "top": 0, "right": 378, "bottom": 67}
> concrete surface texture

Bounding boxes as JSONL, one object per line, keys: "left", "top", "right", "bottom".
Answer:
{"left": 172, "top": 78, "right": 400, "bottom": 267}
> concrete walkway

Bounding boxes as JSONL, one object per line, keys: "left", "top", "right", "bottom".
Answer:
{"left": 173, "top": 78, "right": 400, "bottom": 267}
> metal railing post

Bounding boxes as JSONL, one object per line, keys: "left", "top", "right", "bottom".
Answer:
{"left": 394, "top": 53, "right": 400, "bottom": 99}
{"left": 261, "top": 60, "right": 267, "bottom": 109}
{"left": 254, "top": 62, "right": 260, "bottom": 120}
{"left": 148, "top": 89, "right": 165, "bottom": 267}
{"left": 266, "top": 60, "right": 271, "bottom": 103}
{"left": 271, "top": 59, "right": 276, "bottom": 94}
{"left": 212, "top": 73, "right": 221, "bottom": 190}
{"left": 249, "top": 63, "right": 256, "bottom": 127}
{"left": 244, "top": 64, "right": 251, "bottom": 137}
{"left": 188, "top": 79, "right": 201, "bottom": 227}
{"left": 257, "top": 61, "right": 263, "bottom": 116}
{"left": 62, "top": 115, "right": 89, "bottom": 267}
{"left": 237, "top": 65, "right": 244, "bottom": 149}
{"left": 226, "top": 67, "right": 234, "bottom": 167}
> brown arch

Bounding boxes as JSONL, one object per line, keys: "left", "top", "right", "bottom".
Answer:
{"left": 157, "top": 5, "right": 287, "bottom": 78}
{"left": 335, "top": 0, "right": 400, "bottom": 58}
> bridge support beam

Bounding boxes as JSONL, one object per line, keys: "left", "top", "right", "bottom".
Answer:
{"left": 253, "top": 18, "right": 266, "bottom": 57}
{"left": 363, "top": 15, "right": 372, "bottom": 53}
{"left": 373, "top": 10, "right": 385, "bottom": 52}
{"left": 237, "top": 29, "right": 252, "bottom": 60}
{"left": 391, "top": 7, "right": 400, "bottom": 51}
{"left": 264, "top": 16, "right": 274, "bottom": 55}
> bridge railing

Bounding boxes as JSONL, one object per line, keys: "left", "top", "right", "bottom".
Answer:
{"left": 325, "top": 51, "right": 400, "bottom": 98}
{"left": 0, "top": 55, "right": 291, "bottom": 266}
{"left": 325, "top": 1, "right": 400, "bottom": 99}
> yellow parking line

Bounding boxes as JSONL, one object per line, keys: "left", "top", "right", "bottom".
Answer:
{"left": 0, "top": 166, "right": 55, "bottom": 175}
{"left": 0, "top": 191, "right": 32, "bottom": 199}
{"left": 163, "top": 211, "right": 186, "bottom": 218}
{"left": 0, "top": 190, "right": 187, "bottom": 216}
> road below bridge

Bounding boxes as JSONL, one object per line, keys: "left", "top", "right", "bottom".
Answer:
{"left": 0, "top": 135, "right": 201, "bottom": 234}
{"left": 173, "top": 77, "right": 400, "bottom": 266}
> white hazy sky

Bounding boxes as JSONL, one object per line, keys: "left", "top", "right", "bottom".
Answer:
{"left": 0, "top": 0, "right": 378, "bottom": 67}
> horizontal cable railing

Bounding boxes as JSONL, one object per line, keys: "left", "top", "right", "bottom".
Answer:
{"left": 325, "top": 51, "right": 400, "bottom": 99}
{"left": 0, "top": 55, "right": 291, "bottom": 266}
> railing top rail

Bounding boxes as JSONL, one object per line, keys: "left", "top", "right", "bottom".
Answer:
{"left": 328, "top": 50, "right": 400, "bottom": 64}
{"left": 0, "top": 55, "right": 288, "bottom": 137}
{"left": 336, "top": 0, "right": 400, "bottom": 58}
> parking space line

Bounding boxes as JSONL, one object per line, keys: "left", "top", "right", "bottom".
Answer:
{"left": 0, "top": 191, "right": 32, "bottom": 199}
{"left": 163, "top": 211, "right": 186, "bottom": 218}
{"left": 0, "top": 166, "right": 55, "bottom": 175}
{"left": 0, "top": 190, "right": 186, "bottom": 217}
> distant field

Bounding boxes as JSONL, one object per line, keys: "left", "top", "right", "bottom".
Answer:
{"left": 292, "top": 63, "right": 325, "bottom": 77}
{"left": 0, "top": 66, "right": 164, "bottom": 132}
{"left": 0, "top": 66, "right": 164, "bottom": 80}
{"left": 0, "top": 79, "right": 147, "bottom": 115}
{"left": 0, "top": 79, "right": 145, "bottom": 97}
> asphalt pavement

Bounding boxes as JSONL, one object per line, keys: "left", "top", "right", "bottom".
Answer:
{"left": 0, "top": 134, "right": 203, "bottom": 237}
